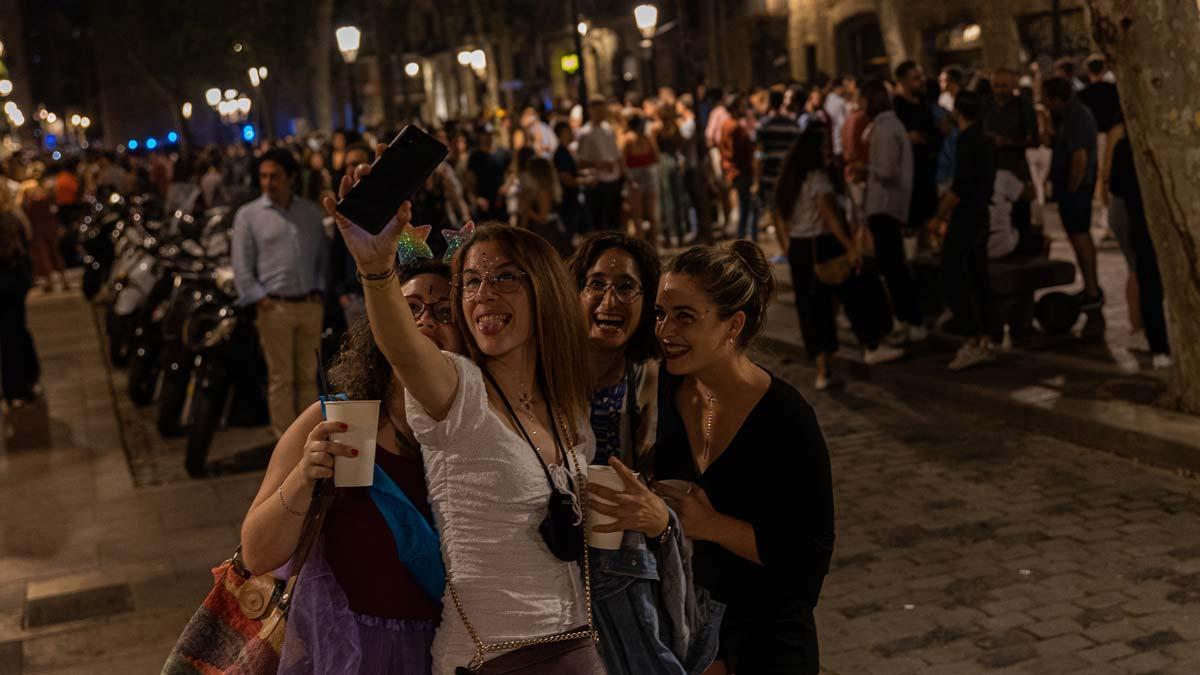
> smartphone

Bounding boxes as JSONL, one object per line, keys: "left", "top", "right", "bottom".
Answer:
{"left": 335, "top": 125, "right": 449, "bottom": 234}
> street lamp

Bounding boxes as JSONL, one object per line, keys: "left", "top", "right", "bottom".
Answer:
{"left": 405, "top": 62, "right": 420, "bottom": 77}
{"left": 182, "top": 102, "right": 193, "bottom": 119}
{"left": 469, "top": 49, "right": 487, "bottom": 76}
{"left": 70, "top": 113, "right": 81, "bottom": 126}
{"left": 336, "top": 25, "right": 362, "bottom": 129}
{"left": 0, "top": 79, "right": 11, "bottom": 96}
{"left": 205, "top": 88, "right": 221, "bottom": 107}
{"left": 80, "top": 116, "right": 90, "bottom": 128}
{"left": 457, "top": 50, "right": 472, "bottom": 67}
{"left": 578, "top": 20, "right": 590, "bottom": 36}
{"left": 224, "top": 89, "right": 238, "bottom": 101}
{"left": 634, "top": 4, "right": 659, "bottom": 88}
{"left": 248, "top": 67, "right": 261, "bottom": 88}
{"left": 634, "top": 4, "right": 659, "bottom": 40}
{"left": 46, "top": 112, "right": 57, "bottom": 125}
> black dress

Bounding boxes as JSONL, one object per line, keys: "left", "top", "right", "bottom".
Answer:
{"left": 653, "top": 369, "right": 835, "bottom": 674}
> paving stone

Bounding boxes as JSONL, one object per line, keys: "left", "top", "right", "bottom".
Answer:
{"left": 1025, "top": 616, "right": 1083, "bottom": 639}
{"left": 1112, "top": 650, "right": 1176, "bottom": 672}
{"left": 976, "top": 643, "right": 1038, "bottom": 669}
{"left": 1078, "top": 641, "right": 1138, "bottom": 664}
{"left": 1128, "top": 630, "right": 1185, "bottom": 652}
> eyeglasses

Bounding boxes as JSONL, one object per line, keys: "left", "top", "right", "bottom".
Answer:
{"left": 458, "top": 267, "right": 529, "bottom": 299}
{"left": 582, "top": 278, "right": 643, "bottom": 304}
{"left": 406, "top": 297, "right": 454, "bottom": 324}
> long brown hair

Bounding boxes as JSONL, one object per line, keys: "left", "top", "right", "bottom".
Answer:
{"left": 450, "top": 223, "right": 592, "bottom": 443}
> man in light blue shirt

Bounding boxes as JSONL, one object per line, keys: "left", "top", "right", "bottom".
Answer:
{"left": 231, "top": 149, "right": 328, "bottom": 437}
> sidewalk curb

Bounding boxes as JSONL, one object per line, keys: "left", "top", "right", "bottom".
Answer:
{"left": 756, "top": 332, "right": 1200, "bottom": 479}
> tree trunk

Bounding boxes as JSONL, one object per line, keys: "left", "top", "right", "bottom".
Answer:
{"left": 310, "top": 0, "right": 335, "bottom": 132}
{"left": 370, "top": 0, "right": 397, "bottom": 130}
{"left": 1086, "top": 0, "right": 1200, "bottom": 413}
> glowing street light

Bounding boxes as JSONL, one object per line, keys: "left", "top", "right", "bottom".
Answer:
{"left": 205, "top": 88, "right": 221, "bottom": 107}
{"left": 70, "top": 113, "right": 82, "bottom": 126}
{"left": 224, "top": 89, "right": 238, "bottom": 100}
{"left": 634, "top": 4, "right": 659, "bottom": 39}
{"left": 181, "top": 102, "right": 193, "bottom": 120}
{"left": 405, "top": 62, "right": 420, "bottom": 77}
{"left": 0, "top": 79, "right": 12, "bottom": 96}
{"left": 236, "top": 97, "right": 252, "bottom": 114}
{"left": 248, "top": 67, "right": 261, "bottom": 88}
{"left": 258, "top": 66, "right": 268, "bottom": 80}
{"left": 335, "top": 25, "right": 361, "bottom": 64}
{"left": 470, "top": 49, "right": 487, "bottom": 73}
{"left": 80, "top": 116, "right": 91, "bottom": 128}
{"left": 4, "top": 101, "right": 18, "bottom": 116}
{"left": 578, "top": 20, "right": 590, "bottom": 36}
{"left": 46, "top": 112, "right": 57, "bottom": 124}
{"left": 457, "top": 50, "right": 472, "bottom": 66}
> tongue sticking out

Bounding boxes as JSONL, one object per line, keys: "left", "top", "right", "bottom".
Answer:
{"left": 477, "top": 314, "right": 511, "bottom": 336}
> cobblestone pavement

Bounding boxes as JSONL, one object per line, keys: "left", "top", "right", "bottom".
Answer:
{"left": 748, "top": 342, "right": 1200, "bottom": 674}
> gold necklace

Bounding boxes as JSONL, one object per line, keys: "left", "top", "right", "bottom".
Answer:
{"left": 702, "top": 392, "right": 718, "bottom": 464}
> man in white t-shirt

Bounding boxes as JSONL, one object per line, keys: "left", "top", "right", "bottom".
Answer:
{"left": 576, "top": 96, "right": 624, "bottom": 231}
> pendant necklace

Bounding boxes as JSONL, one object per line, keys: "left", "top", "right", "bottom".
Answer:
{"left": 702, "top": 391, "right": 718, "bottom": 466}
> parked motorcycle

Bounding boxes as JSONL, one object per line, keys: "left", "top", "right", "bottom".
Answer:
{"left": 183, "top": 267, "right": 269, "bottom": 476}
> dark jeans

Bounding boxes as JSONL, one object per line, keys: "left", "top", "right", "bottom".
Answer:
{"left": 941, "top": 213, "right": 992, "bottom": 337}
{"left": 0, "top": 288, "right": 41, "bottom": 403}
{"left": 733, "top": 174, "right": 758, "bottom": 241}
{"left": 867, "top": 214, "right": 922, "bottom": 326}
{"left": 585, "top": 180, "right": 624, "bottom": 232}
{"left": 788, "top": 236, "right": 893, "bottom": 358}
{"left": 1131, "top": 211, "right": 1169, "bottom": 355}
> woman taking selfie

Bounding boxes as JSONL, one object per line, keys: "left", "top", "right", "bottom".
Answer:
{"left": 326, "top": 157, "right": 602, "bottom": 673}
{"left": 596, "top": 242, "right": 835, "bottom": 674}
{"left": 568, "top": 232, "right": 661, "bottom": 468}
{"left": 240, "top": 259, "right": 464, "bottom": 673}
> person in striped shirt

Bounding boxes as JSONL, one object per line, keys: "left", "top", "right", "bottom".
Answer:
{"left": 754, "top": 89, "right": 803, "bottom": 235}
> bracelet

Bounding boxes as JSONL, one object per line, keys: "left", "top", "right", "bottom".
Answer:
{"left": 278, "top": 485, "right": 308, "bottom": 516}
{"left": 357, "top": 265, "right": 397, "bottom": 281}
{"left": 650, "top": 522, "right": 672, "bottom": 547}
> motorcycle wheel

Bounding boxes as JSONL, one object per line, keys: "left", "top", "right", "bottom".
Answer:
{"left": 127, "top": 354, "right": 159, "bottom": 406}
{"left": 186, "top": 382, "right": 228, "bottom": 477}
{"left": 156, "top": 370, "right": 191, "bottom": 438}
{"left": 106, "top": 311, "right": 133, "bottom": 367}
{"left": 82, "top": 264, "right": 106, "bottom": 300}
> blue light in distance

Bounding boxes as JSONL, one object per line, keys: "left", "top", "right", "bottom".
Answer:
{"left": 242, "top": 125, "right": 255, "bottom": 142}
{"left": 167, "top": 131, "right": 179, "bottom": 143}
{"left": 45, "top": 134, "right": 57, "bottom": 148}
{"left": 145, "top": 138, "right": 158, "bottom": 150}
{"left": 127, "top": 139, "right": 138, "bottom": 150}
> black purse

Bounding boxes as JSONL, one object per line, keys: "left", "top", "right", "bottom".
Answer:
{"left": 482, "top": 368, "right": 584, "bottom": 563}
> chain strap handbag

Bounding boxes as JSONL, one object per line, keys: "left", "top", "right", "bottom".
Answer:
{"left": 162, "top": 480, "right": 336, "bottom": 675}
{"left": 449, "top": 416, "right": 606, "bottom": 675}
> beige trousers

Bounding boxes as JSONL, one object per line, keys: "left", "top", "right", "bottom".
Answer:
{"left": 255, "top": 299, "right": 324, "bottom": 437}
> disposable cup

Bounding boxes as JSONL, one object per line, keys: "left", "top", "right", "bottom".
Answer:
{"left": 587, "top": 465, "right": 629, "bottom": 550}
{"left": 324, "top": 400, "right": 380, "bottom": 488}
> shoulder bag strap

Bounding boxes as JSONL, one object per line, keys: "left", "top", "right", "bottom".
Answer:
{"left": 446, "top": 416, "right": 597, "bottom": 671}
{"left": 278, "top": 478, "right": 336, "bottom": 612}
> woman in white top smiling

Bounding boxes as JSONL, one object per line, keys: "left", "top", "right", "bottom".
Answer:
{"left": 324, "top": 163, "right": 599, "bottom": 673}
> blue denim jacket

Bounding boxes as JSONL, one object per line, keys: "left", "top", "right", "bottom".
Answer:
{"left": 590, "top": 511, "right": 725, "bottom": 675}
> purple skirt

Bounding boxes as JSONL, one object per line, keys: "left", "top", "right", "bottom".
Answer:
{"left": 278, "top": 537, "right": 435, "bottom": 675}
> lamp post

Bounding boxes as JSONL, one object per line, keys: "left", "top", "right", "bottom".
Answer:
{"left": 634, "top": 4, "right": 659, "bottom": 91}
{"left": 571, "top": 0, "right": 589, "bottom": 120}
{"left": 336, "top": 25, "right": 362, "bottom": 130}
{"left": 457, "top": 48, "right": 488, "bottom": 116}
{"left": 247, "top": 65, "right": 273, "bottom": 140}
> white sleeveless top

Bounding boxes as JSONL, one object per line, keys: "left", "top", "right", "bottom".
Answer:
{"left": 406, "top": 352, "right": 594, "bottom": 674}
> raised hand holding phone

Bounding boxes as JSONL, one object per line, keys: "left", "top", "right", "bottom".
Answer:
{"left": 322, "top": 164, "right": 410, "bottom": 276}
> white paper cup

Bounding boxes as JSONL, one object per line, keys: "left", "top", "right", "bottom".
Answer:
{"left": 324, "top": 400, "right": 380, "bottom": 488}
{"left": 587, "top": 465, "right": 630, "bottom": 550}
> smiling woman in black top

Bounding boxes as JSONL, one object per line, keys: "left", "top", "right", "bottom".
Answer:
{"left": 593, "top": 240, "right": 835, "bottom": 674}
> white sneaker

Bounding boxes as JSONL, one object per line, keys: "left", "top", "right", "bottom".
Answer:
{"left": 908, "top": 324, "right": 929, "bottom": 342}
{"left": 814, "top": 371, "right": 831, "bottom": 391}
{"left": 949, "top": 344, "right": 996, "bottom": 372}
{"left": 1152, "top": 354, "right": 1174, "bottom": 369}
{"left": 1130, "top": 330, "right": 1150, "bottom": 353}
{"left": 864, "top": 344, "right": 905, "bottom": 365}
